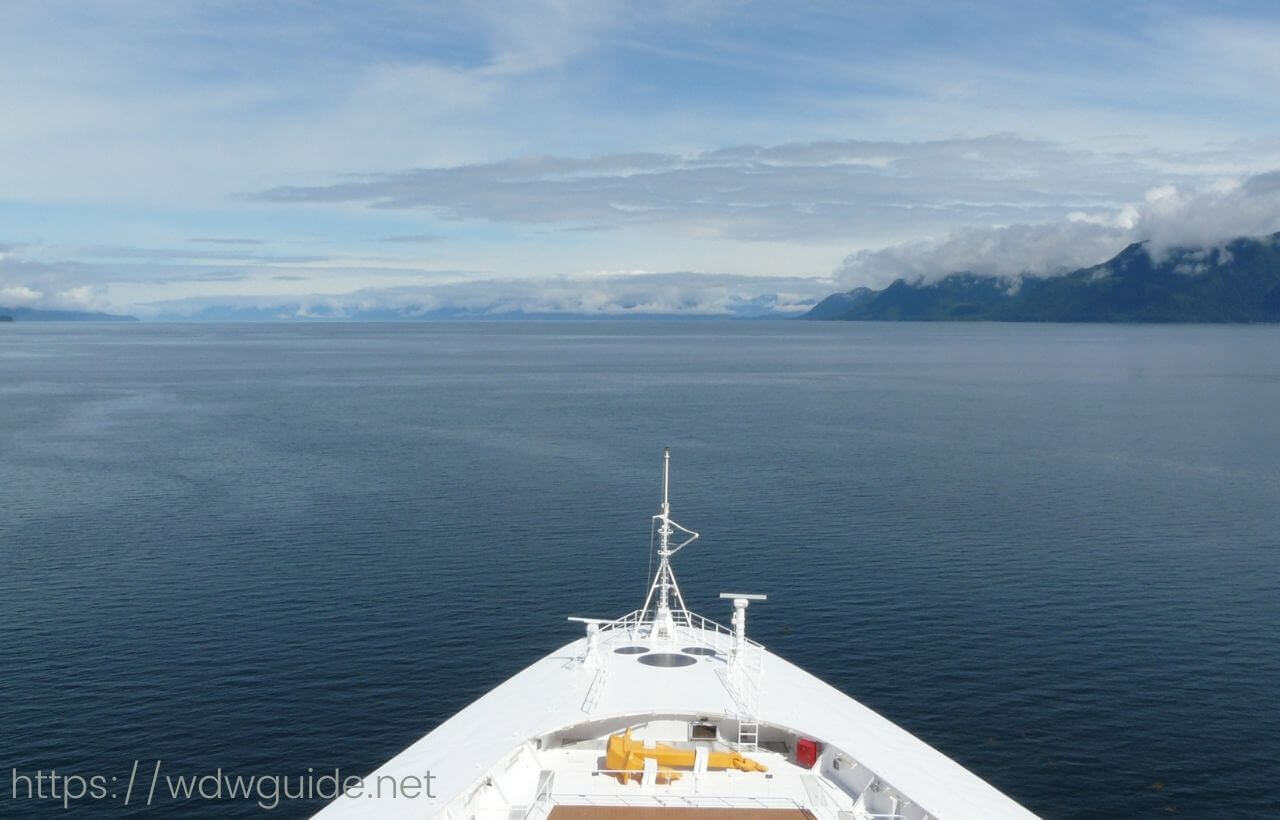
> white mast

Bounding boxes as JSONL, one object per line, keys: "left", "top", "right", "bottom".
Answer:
{"left": 641, "top": 447, "right": 698, "bottom": 640}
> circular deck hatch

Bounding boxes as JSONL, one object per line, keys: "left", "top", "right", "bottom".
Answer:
{"left": 637, "top": 652, "right": 697, "bottom": 668}
{"left": 613, "top": 646, "right": 649, "bottom": 654}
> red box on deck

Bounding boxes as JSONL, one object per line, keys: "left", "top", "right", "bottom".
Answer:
{"left": 796, "top": 737, "right": 820, "bottom": 768}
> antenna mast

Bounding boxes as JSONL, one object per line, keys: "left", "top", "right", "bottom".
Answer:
{"left": 641, "top": 447, "right": 699, "bottom": 639}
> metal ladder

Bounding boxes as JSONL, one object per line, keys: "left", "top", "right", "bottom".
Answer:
{"left": 726, "top": 647, "right": 762, "bottom": 752}
{"left": 719, "top": 593, "right": 767, "bottom": 753}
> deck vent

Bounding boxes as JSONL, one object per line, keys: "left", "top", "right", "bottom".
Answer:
{"left": 637, "top": 653, "right": 697, "bottom": 668}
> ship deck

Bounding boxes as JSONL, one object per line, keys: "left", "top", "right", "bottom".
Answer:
{"left": 315, "top": 617, "right": 1036, "bottom": 819}
{"left": 549, "top": 808, "right": 815, "bottom": 819}
{"left": 312, "top": 452, "right": 1035, "bottom": 819}
{"left": 534, "top": 741, "right": 847, "bottom": 817}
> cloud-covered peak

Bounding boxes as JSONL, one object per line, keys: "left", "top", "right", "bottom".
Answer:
{"left": 836, "top": 172, "right": 1280, "bottom": 287}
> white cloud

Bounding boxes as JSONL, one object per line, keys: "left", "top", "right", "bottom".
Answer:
{"left": 1136, "top": 173, "right": 1280, "bottom": 254}
{"left": 0, "top": 285, "right": 42, "bottom": 306}
{"left": 0, "top": 282, "right": 109, "bottom": 312}
{"left": 7, "top": 166, "right": 1280, "bottom": 316}
{"left": 143, "top": 272, "right": 835, "bottom": 320}
{"left": 254, "top": 135, "right": 1207, "bottom": 242}
{"left": 3, "top": 1, "right": 1280, "bottom": 314}
{"left": 835, "top": 221, "right": 1130, "bottom": 286}
{"left": 835, "top": 171, "right": 1280, "bottom": 286}
{"left": 0, "top": 254, "right": 116, "bottom": 311}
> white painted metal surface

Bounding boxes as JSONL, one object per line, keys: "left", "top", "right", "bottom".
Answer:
{"left": 315, "top": 450, "right": 1038, "bottom": 820}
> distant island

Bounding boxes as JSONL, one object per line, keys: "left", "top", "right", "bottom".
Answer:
{"left": 0, "top": 306, "right": 138, "bottom": 322}
{"left": 806, "top": 233, "right": 1280, "bottom": 322}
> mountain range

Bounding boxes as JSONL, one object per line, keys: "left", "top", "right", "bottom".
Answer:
{"left": 8, "top": 234, "right": 1280, "bottom": 324}
{"left": 0, "top": 306, "right": 138, "bottom": 322}
{"left": 805, "top": 233, "right": 1280, "bottom": 322}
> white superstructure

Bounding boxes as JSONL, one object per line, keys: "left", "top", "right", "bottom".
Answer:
{"left": 317, "top": 450, "right": 1037, "bottom": 820}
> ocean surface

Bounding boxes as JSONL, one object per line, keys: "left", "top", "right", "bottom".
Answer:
{"left": 1, "top": 321, "right": 1277, "bottom": 819}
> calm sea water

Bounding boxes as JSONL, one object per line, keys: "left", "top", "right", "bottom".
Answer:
{"left": 1, "top": 321, "right": 1277, "bottom": 818}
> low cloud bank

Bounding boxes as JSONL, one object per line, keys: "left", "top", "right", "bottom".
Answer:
{"left": 0, "top": 255, "right": 111, "bottom": 312}
{"left": 837, "top": 172, "right": 1280, "bottom": 287}
{"left": 143, "top": 272, "right": 835, "bottom": 320}
{"left": 8, "top": 169, "right": 1280, "bottom": 317}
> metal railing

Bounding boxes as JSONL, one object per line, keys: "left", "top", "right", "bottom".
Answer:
{"left": 598, "top": 608, "right": 764, "bottom": 658}
{"left": 521, "top": 770, "right": 556, "bottom": 819}
{"left": 586, "top": 607, "right": 767, "bottom": 734}
{"left": 552, "top": 792, "right": 804, "bottom": 810}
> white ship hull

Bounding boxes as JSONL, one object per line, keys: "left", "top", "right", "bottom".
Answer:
{"left": 317, "top": 452, "right": 1036, "bottom": 820}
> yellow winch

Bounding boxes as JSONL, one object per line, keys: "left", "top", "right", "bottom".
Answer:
{"left": 604, "top": 728, "right": 768, "bottom": 784}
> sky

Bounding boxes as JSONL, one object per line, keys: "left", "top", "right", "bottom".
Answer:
{"left": 2, "top": 0, "right": 1280, "bottom": 318}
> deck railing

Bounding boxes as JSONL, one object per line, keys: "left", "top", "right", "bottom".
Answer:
{"left": 598, "top": 608, "right": 762, "bottom": 648}
{"left": 551, "top": 791, "right": 804, "bottom": 810}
